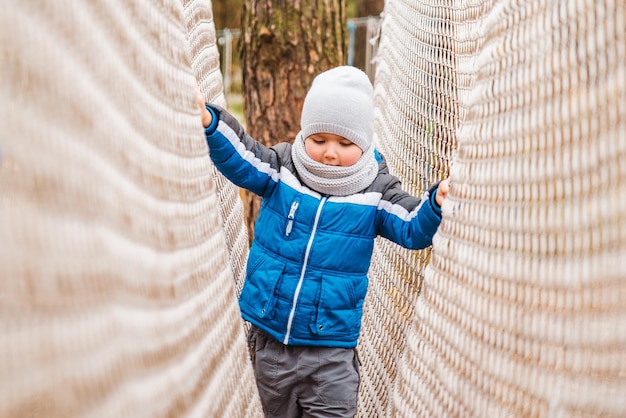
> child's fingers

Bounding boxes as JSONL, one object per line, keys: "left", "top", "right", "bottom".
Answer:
{"left": 436, "top": 179, "right": 449, "bottom": 207}
{"left": 437, "top": 179, "right": 449, "bottom": 198}
{"left": 196, "top": 91, "right": 205, "bottom": 110}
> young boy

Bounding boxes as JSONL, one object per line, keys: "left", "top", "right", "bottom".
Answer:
{"left": 198, "top": 66, "right": 448, "bottom": 418}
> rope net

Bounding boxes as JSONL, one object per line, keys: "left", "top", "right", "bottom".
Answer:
{"left": 1, "top": 0, "right": 625, "bottom": 417}
{"left": 362, "top": 0, "right": 626, "bottom": 417}
{"left": 0, "top": 1, "right": 260, "bottom": 417}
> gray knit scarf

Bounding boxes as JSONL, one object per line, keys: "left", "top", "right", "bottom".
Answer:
{"left": 291, "top": 132, "right": 379, "bottom": 196}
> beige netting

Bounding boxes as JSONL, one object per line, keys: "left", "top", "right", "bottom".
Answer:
{"left": 0, "top": 1, "right": 261, "bottom": 417}
{"left": 360, "top": 0, "right": 626, "bottom": 417}
{"left": 2, "top": 0, "right": 625, "bottom": 417}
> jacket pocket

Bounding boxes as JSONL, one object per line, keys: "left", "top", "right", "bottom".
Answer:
{"left": 310, "top": 274, "right": 367, "bottom": 338}
{"left": 240, "top": 256, "right": 287, "bottom": 320}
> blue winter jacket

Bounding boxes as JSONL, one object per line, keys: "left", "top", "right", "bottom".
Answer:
{"left": 204, "top": 104, "right": 443, "bottom": 348}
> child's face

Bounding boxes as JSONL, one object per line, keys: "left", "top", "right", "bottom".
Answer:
{"left": 304, "top": 133, "right": 363, "bottom": 167}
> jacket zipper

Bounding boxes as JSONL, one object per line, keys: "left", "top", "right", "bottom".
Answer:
{"left": 283, "top": 196, "right": 327, "bottom": 344}
{"left": 285, "top": 200, "right": 299, "bottom": 237}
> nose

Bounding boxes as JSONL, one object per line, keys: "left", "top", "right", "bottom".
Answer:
{"left": 323, "top": 143, "right": 339, "bottom": 161}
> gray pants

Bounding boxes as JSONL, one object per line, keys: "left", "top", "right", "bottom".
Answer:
{"left": 247, "top": 326, "right": 360, "bottom": 418}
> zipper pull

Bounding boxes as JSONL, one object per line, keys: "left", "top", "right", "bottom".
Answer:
{"left": 288, "top": 201, "right": 299, "bottom": 219}
{"left": 285, "top": 201, "right": 299, "bottom": 237}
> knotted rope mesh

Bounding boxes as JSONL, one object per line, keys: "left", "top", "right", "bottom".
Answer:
{"left": 1, "top": 0, "right": 625, "bottom": 417}
{"left": 0, "top": 1, "right": 260, "bottom": 417}
{"left": 361, "top": 0, "right": 626, "bottom": 417}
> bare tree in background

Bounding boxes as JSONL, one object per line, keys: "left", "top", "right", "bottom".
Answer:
{"left": 211, "top": 0, "right": 243, "bottom": 30}
{"left": 354, "top": 0, "right": 384, "bottom": 70}
{"left": 357, "top": 0, "right": 384, "bottom": 16}
{"left": 240, "top": 0, "right": 346, "bottom": 245}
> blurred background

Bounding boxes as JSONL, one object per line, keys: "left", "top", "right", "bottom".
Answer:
{"left": 213, "top": 0, "right": 384, "bottom": 119}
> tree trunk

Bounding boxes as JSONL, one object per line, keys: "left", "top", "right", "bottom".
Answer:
{"left": 240, "top": 0, "right": 346, "bottom": 245}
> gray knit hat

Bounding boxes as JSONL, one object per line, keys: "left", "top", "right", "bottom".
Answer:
{"left": 300, "top": 66, "right": 374, "bottom": 151}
